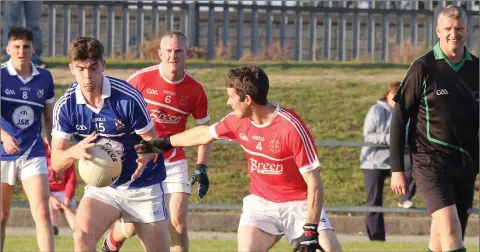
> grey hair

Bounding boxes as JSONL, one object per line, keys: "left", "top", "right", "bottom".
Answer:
{"left": 159, "top": 31, "right": 189, "bottom": 49}
{"left": 438, "top": 5, "right": 468, "bottom": 24}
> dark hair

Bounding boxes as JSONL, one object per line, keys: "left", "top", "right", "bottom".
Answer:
{"left": 382, "top": 81, "right": 401, "bottom": 100}
{"left": 68, "top": 37, "right": 104, "bottom": 62}
{"left": 225, "top": 65, "right": 269, "bottom": 105}
{"left": 8, "top": 27, "right": 33, "bottom": 42}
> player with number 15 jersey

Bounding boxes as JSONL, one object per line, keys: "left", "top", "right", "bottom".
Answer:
{"left": 53, "top": 76, "right": 166, "bottom": 189}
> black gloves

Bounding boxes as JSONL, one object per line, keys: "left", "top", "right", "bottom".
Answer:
{"left": 293, "top": 224, "right": 324, "bottom": 252}
{"left": 189, "top": 164, "right": 209, "bottom": 198}
{"left": 135, "top": 136, "right": 173, "bottom": 154}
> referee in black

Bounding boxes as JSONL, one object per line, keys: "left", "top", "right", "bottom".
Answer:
{"left": 389, "top": 5, "right": 478, "bottom": 252}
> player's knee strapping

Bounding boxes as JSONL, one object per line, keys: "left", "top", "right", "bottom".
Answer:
{"left": 121, "top": 219, "right": 132, "bottom": 239}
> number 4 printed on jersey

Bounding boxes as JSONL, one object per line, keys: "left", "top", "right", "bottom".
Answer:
{"left": 256, "top": 142, "right": 262, "bottom": 151}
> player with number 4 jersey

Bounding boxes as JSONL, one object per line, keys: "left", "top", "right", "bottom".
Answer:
{"left": 213, "top": 106, "right": 317, "bottom": 203}
{"left": 135, "top": 65, "right": 343, "bottom": 252}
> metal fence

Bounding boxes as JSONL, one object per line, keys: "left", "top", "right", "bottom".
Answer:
{"left": 2, "top": 0, "right": 479, "bottom": 61}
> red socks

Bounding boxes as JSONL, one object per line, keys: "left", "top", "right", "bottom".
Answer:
{"left": 107, "top": 232, "right": 124, "bottom": 251}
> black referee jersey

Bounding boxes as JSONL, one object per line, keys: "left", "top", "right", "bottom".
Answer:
{"left": 390, "top": 43, "right": 479, "bottom": 175}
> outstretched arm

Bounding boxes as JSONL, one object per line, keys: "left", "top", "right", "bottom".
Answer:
{"left": 135, "top": 125, "right": 215, "bottom": 156}
{"left": 171, "top": 125, "right": 215, "bottom": 147}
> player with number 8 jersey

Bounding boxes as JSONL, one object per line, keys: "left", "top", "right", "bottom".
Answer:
{"left": 0, "top": 27, "right": 55, "bottom": 252}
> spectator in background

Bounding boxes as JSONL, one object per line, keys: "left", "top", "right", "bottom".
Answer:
{"left": 2, "top": 1, "right": 46, "bottom": 68}
{"left": 359, "top": 81, "right": 416, "bottom": 241}
{"left": 45, "top": 139, "right": 76, "bottom": 235}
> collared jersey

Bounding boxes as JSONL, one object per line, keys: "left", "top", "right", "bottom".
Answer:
{"left": 1, "top": 60, "right": 55, "bottom": 160}
{"left": 127, "top": 64, "right": 209, "bottom": 163}
{"left": 52, "top": 76, "right": 166, "bottom": 189}
{"left": 210, "top": 103, "right": 320, "bottom": 203}
{"left": 394, "top": 43, "right": 479, "bottom": 173}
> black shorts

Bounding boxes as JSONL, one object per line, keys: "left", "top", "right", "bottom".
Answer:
{"left": 412, "top": 155, "right": 476, "bottom": 215}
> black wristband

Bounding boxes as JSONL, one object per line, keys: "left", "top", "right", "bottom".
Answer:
{"left": 303, "top": 223, "right": 318, "bottom": 230}
{"left": 196, "top": 164, "right": 208, "bottom": 170}
{"left": 165, "top": 134, "right": 173, "bottom": 149}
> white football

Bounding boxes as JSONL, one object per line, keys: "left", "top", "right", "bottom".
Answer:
{"left": 78, "top": 144, "right": 122, "bottom": 187}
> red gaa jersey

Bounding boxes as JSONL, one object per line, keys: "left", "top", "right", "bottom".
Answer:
{"left": 45, "top": 142, "right": 77, "bottom": 199}
{"left": 128, "top": 64, "right": 210, "bottom": 163}
{"left": 210, "top": 104, "right": 320, "bottom": 202}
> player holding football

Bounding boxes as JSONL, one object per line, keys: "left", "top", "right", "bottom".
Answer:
{"left": 51, "top": 37, "right": 169, "bottom": 251}
{"left": 102, "top": 31, "right": 211, "bottom": 252}
{"left": 136, "top": 65, "right": 343, "bottom": 252}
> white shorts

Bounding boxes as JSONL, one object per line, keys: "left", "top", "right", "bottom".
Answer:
{"left": 239, "top": 194, "right": 334, "bottom": 243}
{"left": 161, "top": 160, "right": 191, "bottom": 195}
{"left": 83, "top": 183, "right": 168, "bottom": 223}
{"left": 50, "top": 191, "right": 77, "bottom": 209}
{"left": 1, "top": 156, "right": 48, "bottom": 185}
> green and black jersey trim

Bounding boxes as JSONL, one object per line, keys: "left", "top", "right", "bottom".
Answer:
{"left": 422, "top": 78, "right": 473, "bottom": 162}
{"left": 398, "top": 49, "right": 432, "bottom": 96}
{"left": 432, "top": 42, "right": 473, "bottom": 72}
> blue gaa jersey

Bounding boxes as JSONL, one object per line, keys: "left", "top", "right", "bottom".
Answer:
{"left": 52, "top": 76, "right": 166, "bottom": 189}
{"left": 1, "top": 61, "right": 55, "bottom": 160}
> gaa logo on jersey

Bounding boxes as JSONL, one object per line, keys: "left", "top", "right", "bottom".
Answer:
{"left": 146, "top": 88, "right": 158, "bottom": 95}
{"left": 239, "top": 133, "right": 249, "bottom": 141}
{"left": 37, "top": 89, "right": 44, "bottom": 99}
{"left": 114, "top": 118, "right": 125, "bottom": 131}
{"left": 12, "top": 105, "right": 34, "bottom": 129}
{"left": 5, "top": 89, "right": 15, "bottom": 95}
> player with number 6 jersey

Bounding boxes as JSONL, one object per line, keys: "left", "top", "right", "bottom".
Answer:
{"left": 127, "top": 55, "right": 209, "bottom": 165}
